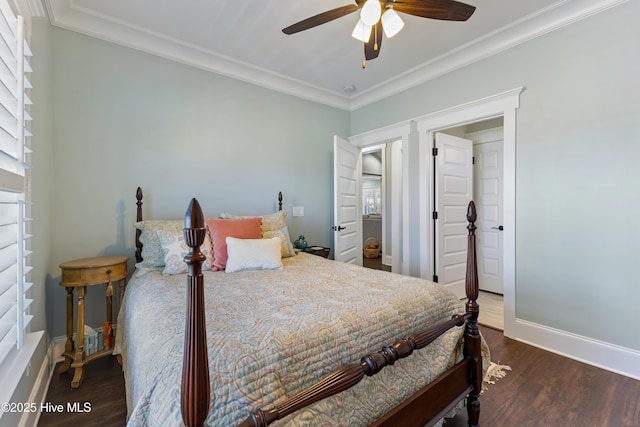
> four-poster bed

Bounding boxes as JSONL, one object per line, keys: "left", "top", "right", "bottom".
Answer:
{"left": 116, "top": 187, "right": 485, "bottom": 426}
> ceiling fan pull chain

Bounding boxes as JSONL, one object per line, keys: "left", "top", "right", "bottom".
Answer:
{"left": 374, "top": 24, "right": 378, "bottom": 51}
{"left": 362, "top": 38, "right": 367, "bottom": 69}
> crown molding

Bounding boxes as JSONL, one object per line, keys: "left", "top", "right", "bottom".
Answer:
{"left": 44, "top": 0, "right": 352, "bottom": 110}
{"left": 26, "top": 0, "right": 45, "bottom": 17}
{"left": 12, "top": 0, "right": 45, "bottom": 18}
{"left": 350, "top": 0, "right": 629, "bottom": 109}
{"left": 45, "top": 0, "right": 627, "bottom": 112}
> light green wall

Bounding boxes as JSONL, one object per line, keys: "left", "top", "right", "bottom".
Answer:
{"left": 46, "top": 28, "right": 350, "bottom": 336}
{"left": 352, "top": 2, "right": 640, "bottom": 350}
{"left": 35, "top": 0, "right": 640, "bottom": 357}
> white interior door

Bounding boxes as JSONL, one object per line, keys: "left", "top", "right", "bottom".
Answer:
{"left": 333, "top": 135, "right": 362, "bottom": 265}
{"left": 434, "top": 133, "right": 473, "bottom": 298}
{"left": 474, "top": 140, "right": 504, "bottom": 294}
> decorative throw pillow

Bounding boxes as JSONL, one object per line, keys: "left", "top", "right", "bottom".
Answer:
{"left": 220, "top": 210, "right": 286, "bottom": 232}
{"left": 205, "top": 217, "right": 262, "bottom": 271}
{"left": 263, "top": 226, "right": 296, "bottom": 258}
{"left": 220, "top": 211, "right": 295, "bottom": 258}
{"left": 134, "top": 220, "right": 183, "bottom": 268}
{"left": 225, "top": 237, "right": 283, "bottom": 273}
{"left": 157, "top": 229, "right": 212, "bottom": 275}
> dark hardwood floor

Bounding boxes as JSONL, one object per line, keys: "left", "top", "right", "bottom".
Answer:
{"left": 38, "top": 327, "right": 640, "bottom": 426}
{"left": 444, "top": 327, "right": 640, "bottom": 427}
{"left": 38, "top": 355, "right": 126, "bottom": 426}
{"left": 362, "top": 255, "right": 391, "bottom": 272}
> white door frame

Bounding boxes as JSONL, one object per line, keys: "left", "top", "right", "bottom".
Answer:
{"left": 416, "top": 87, "right": 523, "bottom": 338}
{"left": 350, "top": 121, "right": 411, "bottom": 274}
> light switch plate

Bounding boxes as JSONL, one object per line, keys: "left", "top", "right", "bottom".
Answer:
{"left": 292, "top": 207, "right": 304, "bottom": 217}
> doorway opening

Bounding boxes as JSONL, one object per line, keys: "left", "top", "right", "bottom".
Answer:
{"left": 435, "top": 118, "right": 505, "bottom": 331}
{"left": 361, "top": 146, "right": 391, "bottom": 272}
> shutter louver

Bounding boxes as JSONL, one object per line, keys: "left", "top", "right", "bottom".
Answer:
{"left": 0, "top": 2, "right": 32, "bottom": 363}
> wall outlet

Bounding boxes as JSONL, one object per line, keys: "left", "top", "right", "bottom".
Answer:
{"left": 292, "top": 207, "right": 304, "bottom": 217}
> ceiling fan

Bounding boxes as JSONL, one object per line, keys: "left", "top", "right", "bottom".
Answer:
{"left": 282, "top": 0, "right": 476, "bottom": 68}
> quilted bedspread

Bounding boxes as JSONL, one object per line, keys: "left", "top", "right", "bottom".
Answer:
{"left": 115, "top": 253, "right": 475, "bottom": 426}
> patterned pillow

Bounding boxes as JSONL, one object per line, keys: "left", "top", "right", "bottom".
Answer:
{"left": 134, "top": 220, "right": 183, "bottom": 268}
{"left": 205, "top": 217, "right": 263, "bottom": 271}
{"left": 263, "top": 226, "right": 296, "bottom": 258}
{"left": 220, "top": 210, "right": 286, "bottom": 232}
{"left": 225, "top": 237, "right": 282, "bottom": 273}
{"left": 157, "top": 229, "right": 212, "bottom": 275}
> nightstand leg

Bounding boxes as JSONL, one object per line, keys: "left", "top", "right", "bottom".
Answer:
{"left": 59, "top": 287, "right": 74, "bottom": 373}
{"left": 71, "top": 365, "right": 85, "bottom": 389}
{"left": 118, "top": 278, "right": 126, "bottom": 310}
{"left": 70, "top": 286, "right": 86, "bottom": 388}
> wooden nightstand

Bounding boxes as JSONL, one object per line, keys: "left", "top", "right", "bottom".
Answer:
{"left": 301, "top": 246, "right": 331, "bottom": 258}
{"left": 58, "top": 256, "right": 128, "bottom": 388}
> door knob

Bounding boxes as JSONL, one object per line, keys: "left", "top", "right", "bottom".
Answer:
{"left": 491, "top": 226, "right": 504, "bottom": 231}
{"left": 332, "top": 225, "right": 346, "bottom": 231}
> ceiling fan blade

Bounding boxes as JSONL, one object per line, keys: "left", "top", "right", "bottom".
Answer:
{"left": 282, "top": 5, "right": 359, "bottom": 35}
{"left": 364, "top": 22, "right": 383, "bottom": 60}
{"left": 391, "top": 0, "right": 476, "bottom": 21}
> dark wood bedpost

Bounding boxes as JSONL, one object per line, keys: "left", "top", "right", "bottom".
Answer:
{"left": 181, "top": 198, "right": 210, "bottom": 427}
{"left": 278, "top": 191, "right": 283, "bottom": 211}
{"left": 464, "top": 201, "right": 482, "bottom": 426}
{"left": 135, "top": 187, "right": 143, "bottom": 263}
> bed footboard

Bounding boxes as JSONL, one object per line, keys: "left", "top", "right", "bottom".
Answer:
{"left": 181, "top": 198, "right": 210, "bottom": 427}
{"left": 238, "top": 314, "right": 467, "bottom": 427}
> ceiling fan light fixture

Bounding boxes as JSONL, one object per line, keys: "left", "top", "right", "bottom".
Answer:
{"left": 381, "top": 9, "right": 404, "bottom": 38}
{"left": 351, "top": 19, "right": 372, "bottom": 43}
{"left": 360, "top": 0, "right": 381, "bottom": 26}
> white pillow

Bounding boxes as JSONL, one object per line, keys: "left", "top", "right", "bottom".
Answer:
{"left": 225, "top": 237, "right": 283, "bottom": 273}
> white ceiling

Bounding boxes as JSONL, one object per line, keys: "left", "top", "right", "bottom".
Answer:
{"left": 43, "top": 0, "right": 626, "bottom": 110}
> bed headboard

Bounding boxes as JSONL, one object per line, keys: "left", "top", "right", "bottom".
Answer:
{"left": 135, "top": 187, "right": 143, "bottom": 263}
{"left": 134, "top": 187, "right": 284, "bottom": 264}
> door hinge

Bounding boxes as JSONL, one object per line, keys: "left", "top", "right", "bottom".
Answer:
{"left": 432, "top": 211, "right": 438, "bottom": 220}
{"left": 432, "top": 274, "right": 439, "bottom": 283}
{"left": 472, "top": 156, "right": 475, "bottom": 165}
{"left": 432, "top": 147, "right": 438, "bottom": 156}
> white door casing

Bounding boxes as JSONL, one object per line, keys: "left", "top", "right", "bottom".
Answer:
{"left": 349, "top": 122, "right": 411, "bottom": 273}
{"left": 417, "top": 87, "right": 522, "bottom": 338}
{"left": 387, "top": 140, "right": 403, "bottom": 273}
{"left": 473, "top": 138, "right": 504, "bottom": 294}
{"left": 333, "top": 135, "right": 362, "bottom": 265}
{"left": 434, "top": 133, "right": 473, "bottom": 299}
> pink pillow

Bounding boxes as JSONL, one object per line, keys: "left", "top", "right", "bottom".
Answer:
{"left": 205, "top": 217, "right": 262, "bottom": 271}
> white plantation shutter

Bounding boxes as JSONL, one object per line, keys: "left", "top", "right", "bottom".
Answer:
{"left": 0, "top": 1, "right": 32, "bottom": 366}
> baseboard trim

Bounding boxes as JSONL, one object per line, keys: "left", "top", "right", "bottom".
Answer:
{"left": 383, "top": 254, "right": 392, "bottom": 267}
{"left": 51, "top": 334, "right": 66, "bottom": 362}
{"left": 18, "top": 347, "right": 51, "bottom": 427}
{"left": 515, "top": 319, "right": 640, "bottom": 380}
